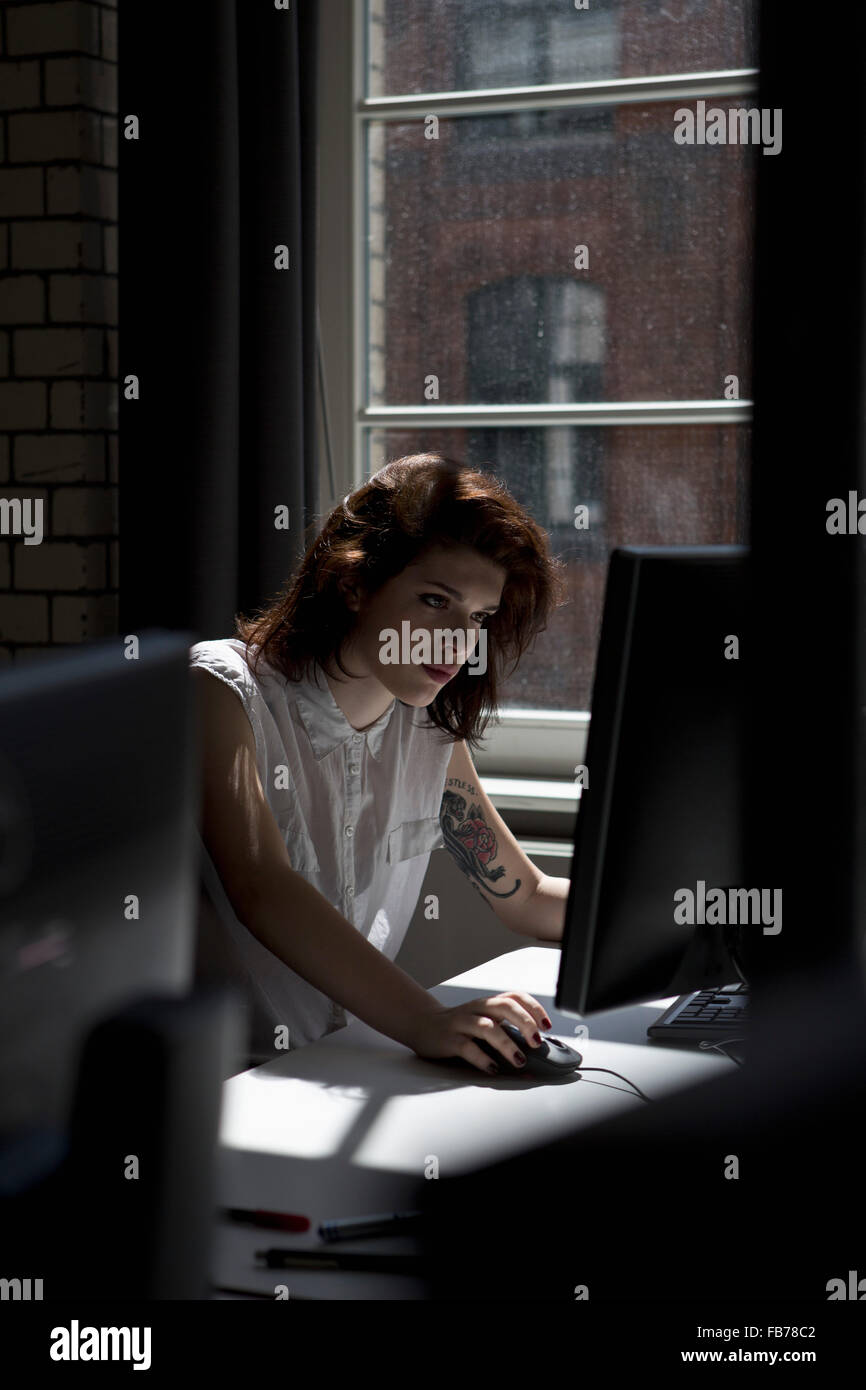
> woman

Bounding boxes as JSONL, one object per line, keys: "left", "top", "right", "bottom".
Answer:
{"left": 190, "top": 452, "right": 570, "bottom": 1073}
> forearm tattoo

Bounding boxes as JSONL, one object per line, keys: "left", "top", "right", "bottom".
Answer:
{"left": 439, "top": 778, "right": 520, "bottom": 900}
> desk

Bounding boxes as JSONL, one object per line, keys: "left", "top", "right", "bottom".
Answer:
{"left": 210, "top": 947, "right": 734, "bottom": 1299}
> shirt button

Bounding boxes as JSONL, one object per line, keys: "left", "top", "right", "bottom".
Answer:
{"left": 345, "top": 825, "right": 354, "bottom": 837}
{"left": 349, "top": 765, "right": 359, "bottom": 776}
{"left": 352, "top": 735, "right": 362, "bottom": 744}
{"left": 347, "top": 886, "right": 355, "bottom": 898}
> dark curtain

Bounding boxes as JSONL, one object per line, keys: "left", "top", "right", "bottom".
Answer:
{"left": 118, "top": 0, "right": 320, "bottom": 640}
{"left": 746, "top": 3, "right": 866, "bottom": 986}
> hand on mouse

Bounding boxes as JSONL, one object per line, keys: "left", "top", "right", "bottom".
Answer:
{"left": 406, "top": 992, "right": 552, "bottom": 1075}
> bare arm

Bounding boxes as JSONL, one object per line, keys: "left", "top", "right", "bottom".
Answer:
{"left": 192, "top": 668, "right": 443, "bottom": 1048}
{"left": 440, "top": 739, "right": 568, "bottom": 941}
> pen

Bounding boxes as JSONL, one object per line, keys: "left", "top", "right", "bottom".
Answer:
{"left": 255, "top": 1248, "right": 427, "bottom": 1274}
{"left": 222, "top": 1208, "right": 311, "bottom": 1232}
{"left": 317, "top": 1210, "right": 425, "bottom": 1242}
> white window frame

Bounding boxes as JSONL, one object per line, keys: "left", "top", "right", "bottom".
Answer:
{"left": 316, "top": 0, "right": 755, "bottom": 801}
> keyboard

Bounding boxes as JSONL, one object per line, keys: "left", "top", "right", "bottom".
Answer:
{"left": 647, "top": 982, "right": 749, "bottom": 1043}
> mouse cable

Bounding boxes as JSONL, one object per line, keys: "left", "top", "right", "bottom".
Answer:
{"left": 697, "top": 1036, "right": 746, "bottom": 1066}
{"left": 573, "top": 1067, "right": 652, "bottom": 1102}
{"left": 576, "top": 1035, "right": 745, "bottom": 1103}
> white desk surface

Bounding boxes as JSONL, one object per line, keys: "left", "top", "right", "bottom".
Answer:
{"left": 212, "top": 947, "right": 734, "bottom": 1299}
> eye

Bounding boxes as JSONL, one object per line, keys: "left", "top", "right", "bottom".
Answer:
{"left": 420, "top": 593, "right": 492, "bottom": 625}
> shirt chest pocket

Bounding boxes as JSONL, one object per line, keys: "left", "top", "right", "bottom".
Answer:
{"left": 274, "top": 807, "right": 321, "bottom": 874}
{"left": 387, "top": 815, "right": 444, "bottom": 865}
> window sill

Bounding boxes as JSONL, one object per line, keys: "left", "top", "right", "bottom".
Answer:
{"left": 472, "top": 708, "right": 589, "bottom": 780}
{"left": 481, "top": 775, "right": 581, "bottom": 815}
{"left": 480, "top": 774, "right": 581, "bottom": 843}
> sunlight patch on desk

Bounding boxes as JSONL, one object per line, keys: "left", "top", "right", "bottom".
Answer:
{"left": 348, "top": 1037, "right": 726, "bottom": 1176}
{"left": 219, "top": 1071, "right": 371, "bottom": 1159}
{"left": 438, "top": 948, "right": 677, "bottom": 1018}
{"left": 442, "top": 946, "right": 561, "bottom": 996}
{"left": 215, "top": 1032, "right": 731, "bottom": 1171}
{"left": 348, "top": 1068, "right": 613, "bottom": 1175}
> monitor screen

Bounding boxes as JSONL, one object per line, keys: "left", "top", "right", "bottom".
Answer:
{"left": 557, "top": 546, "right": 749, "bottom": 1016}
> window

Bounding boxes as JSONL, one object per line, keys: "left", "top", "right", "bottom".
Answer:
{"left": 320, "top": 0, "right": 759, "bottom": 781}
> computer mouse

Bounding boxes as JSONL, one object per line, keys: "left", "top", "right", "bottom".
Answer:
{"left": 473, "top": 1021, "right": 583, "bottom": 1078}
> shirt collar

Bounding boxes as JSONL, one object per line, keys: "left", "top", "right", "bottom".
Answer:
{"left": 292, "top": 666, "right": 397, "bottom": 762}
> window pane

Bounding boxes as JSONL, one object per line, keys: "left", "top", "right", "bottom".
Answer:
{"left": 366, "top": 101, "right": 756, "bottom": 406}
{"left": 367, "top": 0, "right": 759, "bottom": 98}
{"left": 366, "top": 425, "right": 750, "bottom": 711}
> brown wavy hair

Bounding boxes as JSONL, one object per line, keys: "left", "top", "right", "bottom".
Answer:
{"left": 234, "top": 453, "right": 567, "bottom": 749}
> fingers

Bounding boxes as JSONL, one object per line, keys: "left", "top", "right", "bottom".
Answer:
{"left": 500, "top": 991, "right": 553, "bottom": 1032}
{"left": 469, "top": 992, "right": 553, "bottom": 1050}
{"left": 461, "top": 1014, "right": 533, "bottom": 1074}
{"left": 459, "top": 1037, "right": 512, "bottom": 1076}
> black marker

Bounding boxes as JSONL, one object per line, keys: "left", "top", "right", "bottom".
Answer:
{"left": 255, "top": 1248, "right": 426, "bottom": 1274}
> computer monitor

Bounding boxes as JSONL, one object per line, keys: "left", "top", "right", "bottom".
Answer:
{"left": 0, "top": 631, "right": 199, "bottom": 1179}
{"left": 556, "top": 545, "right": 749, "bottom": 1018}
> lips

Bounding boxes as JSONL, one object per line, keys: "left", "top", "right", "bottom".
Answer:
{"left": 422, "top": 664, "right": 458, "bottom": 682}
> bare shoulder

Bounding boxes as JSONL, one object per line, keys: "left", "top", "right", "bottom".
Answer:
{"left": 191, "top": 666, "right": 253, "bottom": 736}
{"left": 190, "top": 666, "right": 292, "bottom": 913}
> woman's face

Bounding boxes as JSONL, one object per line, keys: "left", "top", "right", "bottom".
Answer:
{"left": 336, "top": 542, "right": 506, "bottom": 705}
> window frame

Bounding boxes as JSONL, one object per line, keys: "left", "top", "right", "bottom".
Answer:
{"left": 315, "top": 0, "right": 756, "bottom": 796}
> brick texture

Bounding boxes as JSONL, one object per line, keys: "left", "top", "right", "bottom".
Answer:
{"left": 0, "top": 0, "right": 118, "bottom": 658}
